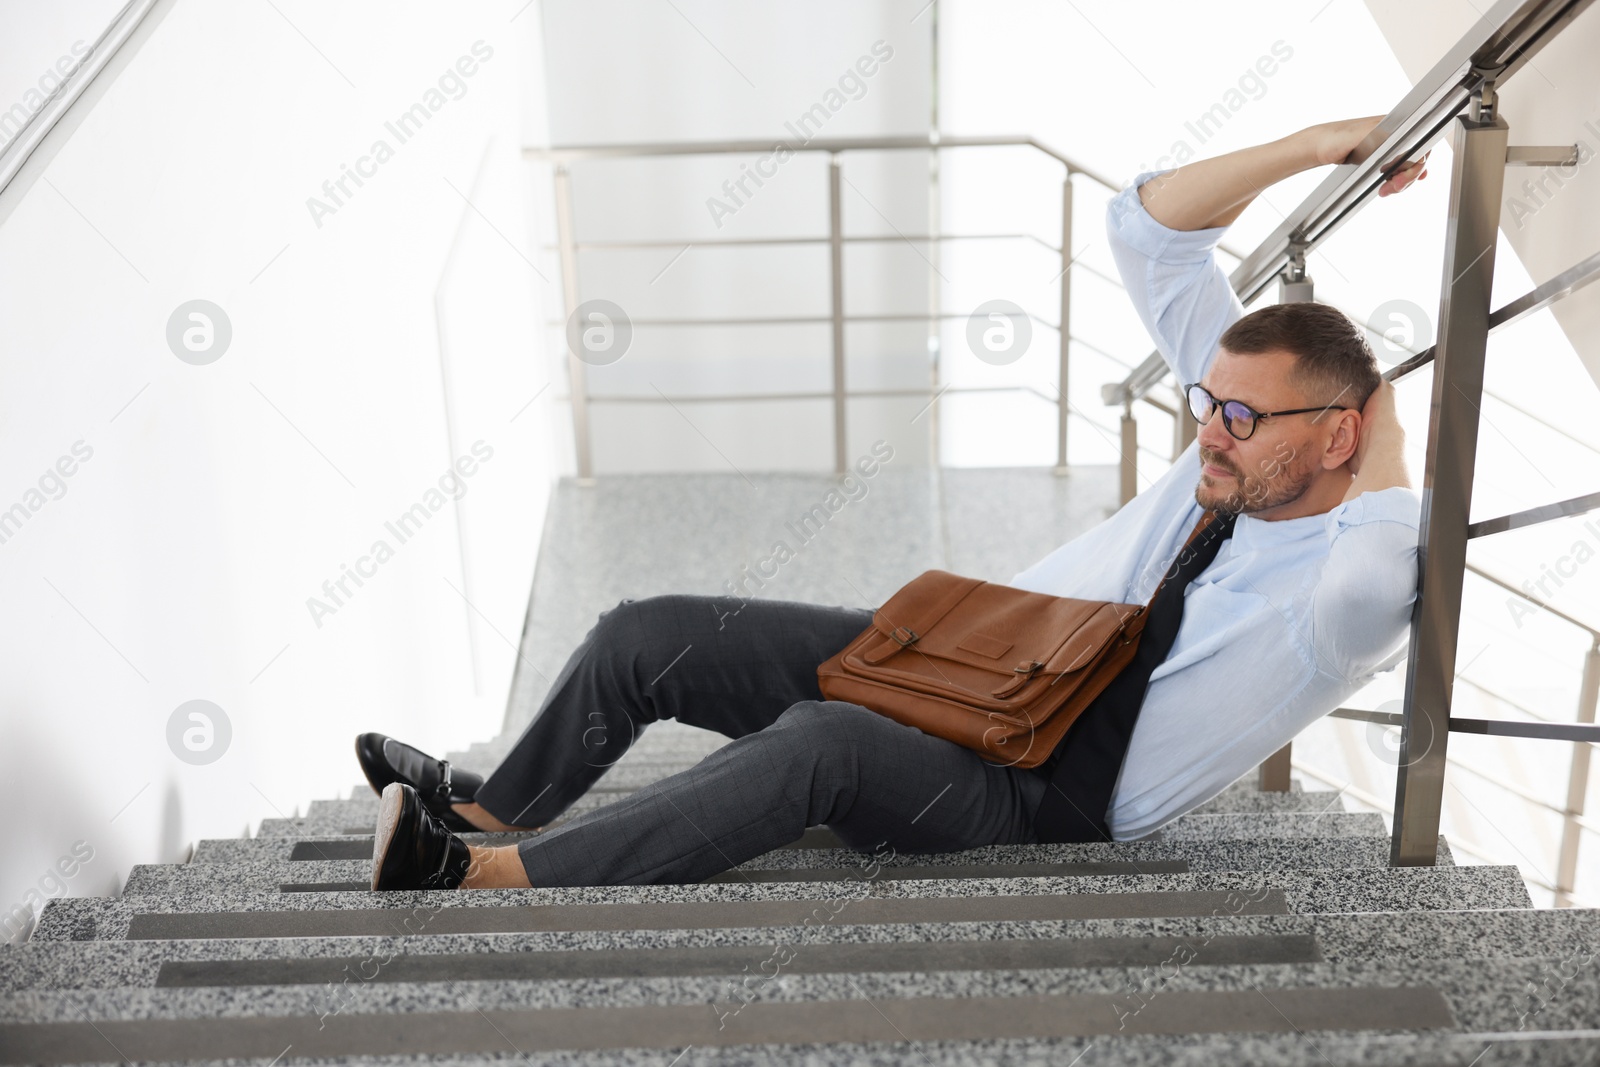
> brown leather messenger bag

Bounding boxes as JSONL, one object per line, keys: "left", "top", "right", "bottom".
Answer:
{"left": 816, "top": 514, "right": 1210, "bottom": 770}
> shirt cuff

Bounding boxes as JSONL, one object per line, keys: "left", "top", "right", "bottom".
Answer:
{"left": 1325, "top": 485, "right": 1422, "bottom": 536}
{"left": 1107, "top": 168, "right": 1234, "bottom": 264}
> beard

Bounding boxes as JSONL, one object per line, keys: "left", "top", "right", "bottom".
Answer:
{"left": 1195, "top": 446, "right": 1314, "bottom": 515}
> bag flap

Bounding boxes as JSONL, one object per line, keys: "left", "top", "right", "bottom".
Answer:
{"left": 862, "top": 577, "right": 1125, "bottom": 678}
{"left": 1043, "top": 602, "right": 1145, "bottom": 674}
{"left": 862, "top": 570, "right": 985, "bottom": 665}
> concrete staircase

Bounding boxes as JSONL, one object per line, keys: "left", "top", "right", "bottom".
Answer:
{"left": 7, "top": 470, "right": 1593, "bottom": 1063}
{"left": 5, "top": 724, "right": 1600, "bottom": 1064}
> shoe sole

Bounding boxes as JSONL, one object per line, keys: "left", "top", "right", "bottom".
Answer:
{"left": 371, "top": 783, "right": 405, "bottom": 891}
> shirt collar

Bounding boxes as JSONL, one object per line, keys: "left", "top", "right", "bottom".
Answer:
{"left": 1230, "top": 507, "right": 1329, "bottom": 555}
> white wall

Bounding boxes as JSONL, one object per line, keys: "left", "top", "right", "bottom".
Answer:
{"left": 536, "top": 0, "right": 937, "bottom": 473}
{"left": 0, "top": 0, "right": 560, "bottom": 938}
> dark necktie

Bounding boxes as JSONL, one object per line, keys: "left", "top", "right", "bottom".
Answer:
{"left": 1031, "top": 509, "right": 1238, "bottom": 843}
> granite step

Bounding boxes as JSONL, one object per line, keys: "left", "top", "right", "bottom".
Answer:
{"left": 352, "top": 767, "right": 1341, "bottom": 812}
{"left": 193, "top": 825, "right": 852, "bottom": 864}
{"left": 256, "top": 788, "right": 623, "bottom": 837}
{"left": 468, "top": 1034, "right": 1600, "bottom": 1067}
{"left": 1188, "top": 788, "right": 1342, "bottom": 815}
{"left": 31, "top": 864, "right": 1531, "bottom": 942}
{"left": 347, "top": 761, "right": 701, "bottom": 799}
{"left": 1151, "top": 811, "right": 1377, "bottom": 840}
{"left": 315, "top": 783, "right": 1337, "bottom": 825}
{"left": 317, "top": 783, "right": 1347, "bottom": 828}
{"left": 4, "top": 1030, "right": 1587, "bottom": 1067}
{"left": 206, "top": 811, "right": 1399, "bottom": 867}
{"left": 362, "top": 755, "right": 1320, "bottom": 803}
{"left": 8, "top": 905, "right": 1600, "bottom": 993}
{"left": 319, "top": 768, "right": 1334, "bottom": 834}
{"left": 721, "top": 833, "right": 1429, "bottom": 879}
{"left": 257, "top": 793, "right": 1369, "bottom": 840}
{"left": 0, "top": 979, "right": 1457, "bottom": 1064}
{"left": 434, "top": 734, "right": 1300, "bottom": 783}
{"left": 443, "top": 737, "right": 730, "bottom": 777}
{"left": 260, "top": 786, "right": 1349, "bottom": 839}
{"left": 129, "top": 833, "right": 1447, "bottom": 899}
{"left": 6, "top": 954, "right": 1599, "bottom": 1062}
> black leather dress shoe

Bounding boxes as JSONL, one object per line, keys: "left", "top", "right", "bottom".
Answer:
{"left": 372, "top": 783, "right": 473, "bottom": 891}
{"left": 355, "top": 732, "right": 483, "bottom": 833}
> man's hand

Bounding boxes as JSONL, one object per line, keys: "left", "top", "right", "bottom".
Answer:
{"left": 1306, "top": 115, "right": 1430, "bottom": 195}
{"left": 1343, "top": 379, "right": 1410, "bottom": 503}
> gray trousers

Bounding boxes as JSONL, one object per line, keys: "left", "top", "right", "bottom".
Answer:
{"left": 474, "top": 594, "right": 1046, "bottom": 886}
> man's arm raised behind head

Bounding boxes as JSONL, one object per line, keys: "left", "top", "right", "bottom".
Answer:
{"left": 1136, "top": 128, "right": 1322, "bottom": 233}
{"left": 1137, "top": 116, "right": 1426, "bottom": 232}
{"left": 1104, "top": 169, "right": 1244, "bottom": 390}
{"left": 1103, "top": 125, "right": 1329, "bottom": 390}
{"left": 1109, "top": 117, "right": 1430, "bottom": 390}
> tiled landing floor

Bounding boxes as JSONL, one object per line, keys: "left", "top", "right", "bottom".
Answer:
{"left": 503, "top": 465, "right": 1119, "bottom": 733}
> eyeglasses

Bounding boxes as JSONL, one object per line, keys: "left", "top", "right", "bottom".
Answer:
{"left": 1184, "top": 382, "right": 1347, "bottom": 442}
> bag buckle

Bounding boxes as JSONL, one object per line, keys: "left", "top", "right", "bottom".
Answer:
{"left": 1013, "top": 660, "right": 1042, "bottom": 676}
{"left": 890, "top": 625, "right": 919, "bottom": 647}
{"left": 1120, "top": 606, "right": 1145, "bottom": 645}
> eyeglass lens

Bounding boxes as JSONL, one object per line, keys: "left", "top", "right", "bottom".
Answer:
{"left": 1187, "top": 386, "right": 1257, "bottom": 440}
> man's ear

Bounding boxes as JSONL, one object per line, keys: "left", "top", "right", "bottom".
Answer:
{"left": 1323, "top": 409, "right": 1361, "bottom": 470}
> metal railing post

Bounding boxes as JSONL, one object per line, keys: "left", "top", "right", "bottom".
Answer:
{"left": 1390, "top": 86, "right": 1509, "bottom": 866}
{"left": 1556, "top": 639, "right": 1600, "bottom": 905}
{"left": 1254, "top": 241, "right": 1315, "bottom": 788}
{"left": 553, "top": 164, "right": 595, "bottom": 485}
{"left": 1055, "top": 173, "right": 1073, "bottom": 475}
{"left": 828, "top": 154, "right": 848, "bottom": 475}
{"left": 1119, "top": 400, "right": 1137, "bottom": 505}
{"left": 1259, "top": 745, "right": 1293, "bottom": 792}
{"left": 1172, "top": 402, "right": 1197, "bottom": 458}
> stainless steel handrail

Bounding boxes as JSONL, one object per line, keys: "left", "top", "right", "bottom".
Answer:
{"left": 542, "top": 311, "right": 1068, "bottom": 329}
{"left": 527, "top": 133, "right": 1093, "bottom": 172}
{"left": 1383, "top": 243, "right": 1600, "bottom": 383}
{"left": 0, "top": 0, "right": 166, "bottom": 207}
{"left": 551, "top": 231, "right": 1070, "bottom": 253}
{"left": 522, "top": 133, "right": 1245, "bottom": 480}
{"left": 1101, "top": 0, "right": 1598, "bottom": 406}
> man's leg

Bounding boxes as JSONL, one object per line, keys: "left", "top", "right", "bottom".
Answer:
{"left": 494, "top": 700, "right": 1046, "bottom": 887}
{"left": 471, "top": 594, "right": 875, "bottom": 831}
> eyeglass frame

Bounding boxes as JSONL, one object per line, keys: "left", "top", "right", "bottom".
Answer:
{"left": 1183, "top": 382, "right": 1349, "bottom": 442}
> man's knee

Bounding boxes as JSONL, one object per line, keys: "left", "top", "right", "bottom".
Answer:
{"left": 593, "top": 593, "right": 715, "bottom": 638}
{"left": 773, "top": 700, "right": 892, "bottom": 756}
{"left": 586, "top": 594, "right": 727, "bottom": 676}
{"left": 590, "top": 594, "right": 669, "bottom": 649}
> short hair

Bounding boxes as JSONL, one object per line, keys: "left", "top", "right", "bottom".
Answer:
{"left": 1217, "top": 302, "right": 1380, "bottom": 410}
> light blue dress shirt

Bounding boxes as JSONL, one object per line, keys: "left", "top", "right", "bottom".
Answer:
{"left": 1008, "top": 168, "right": 1422, "bottom": 840}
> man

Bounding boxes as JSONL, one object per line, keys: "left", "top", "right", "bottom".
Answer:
{"left": 364, "top": 115, "right": 1429, "bottom": 891}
